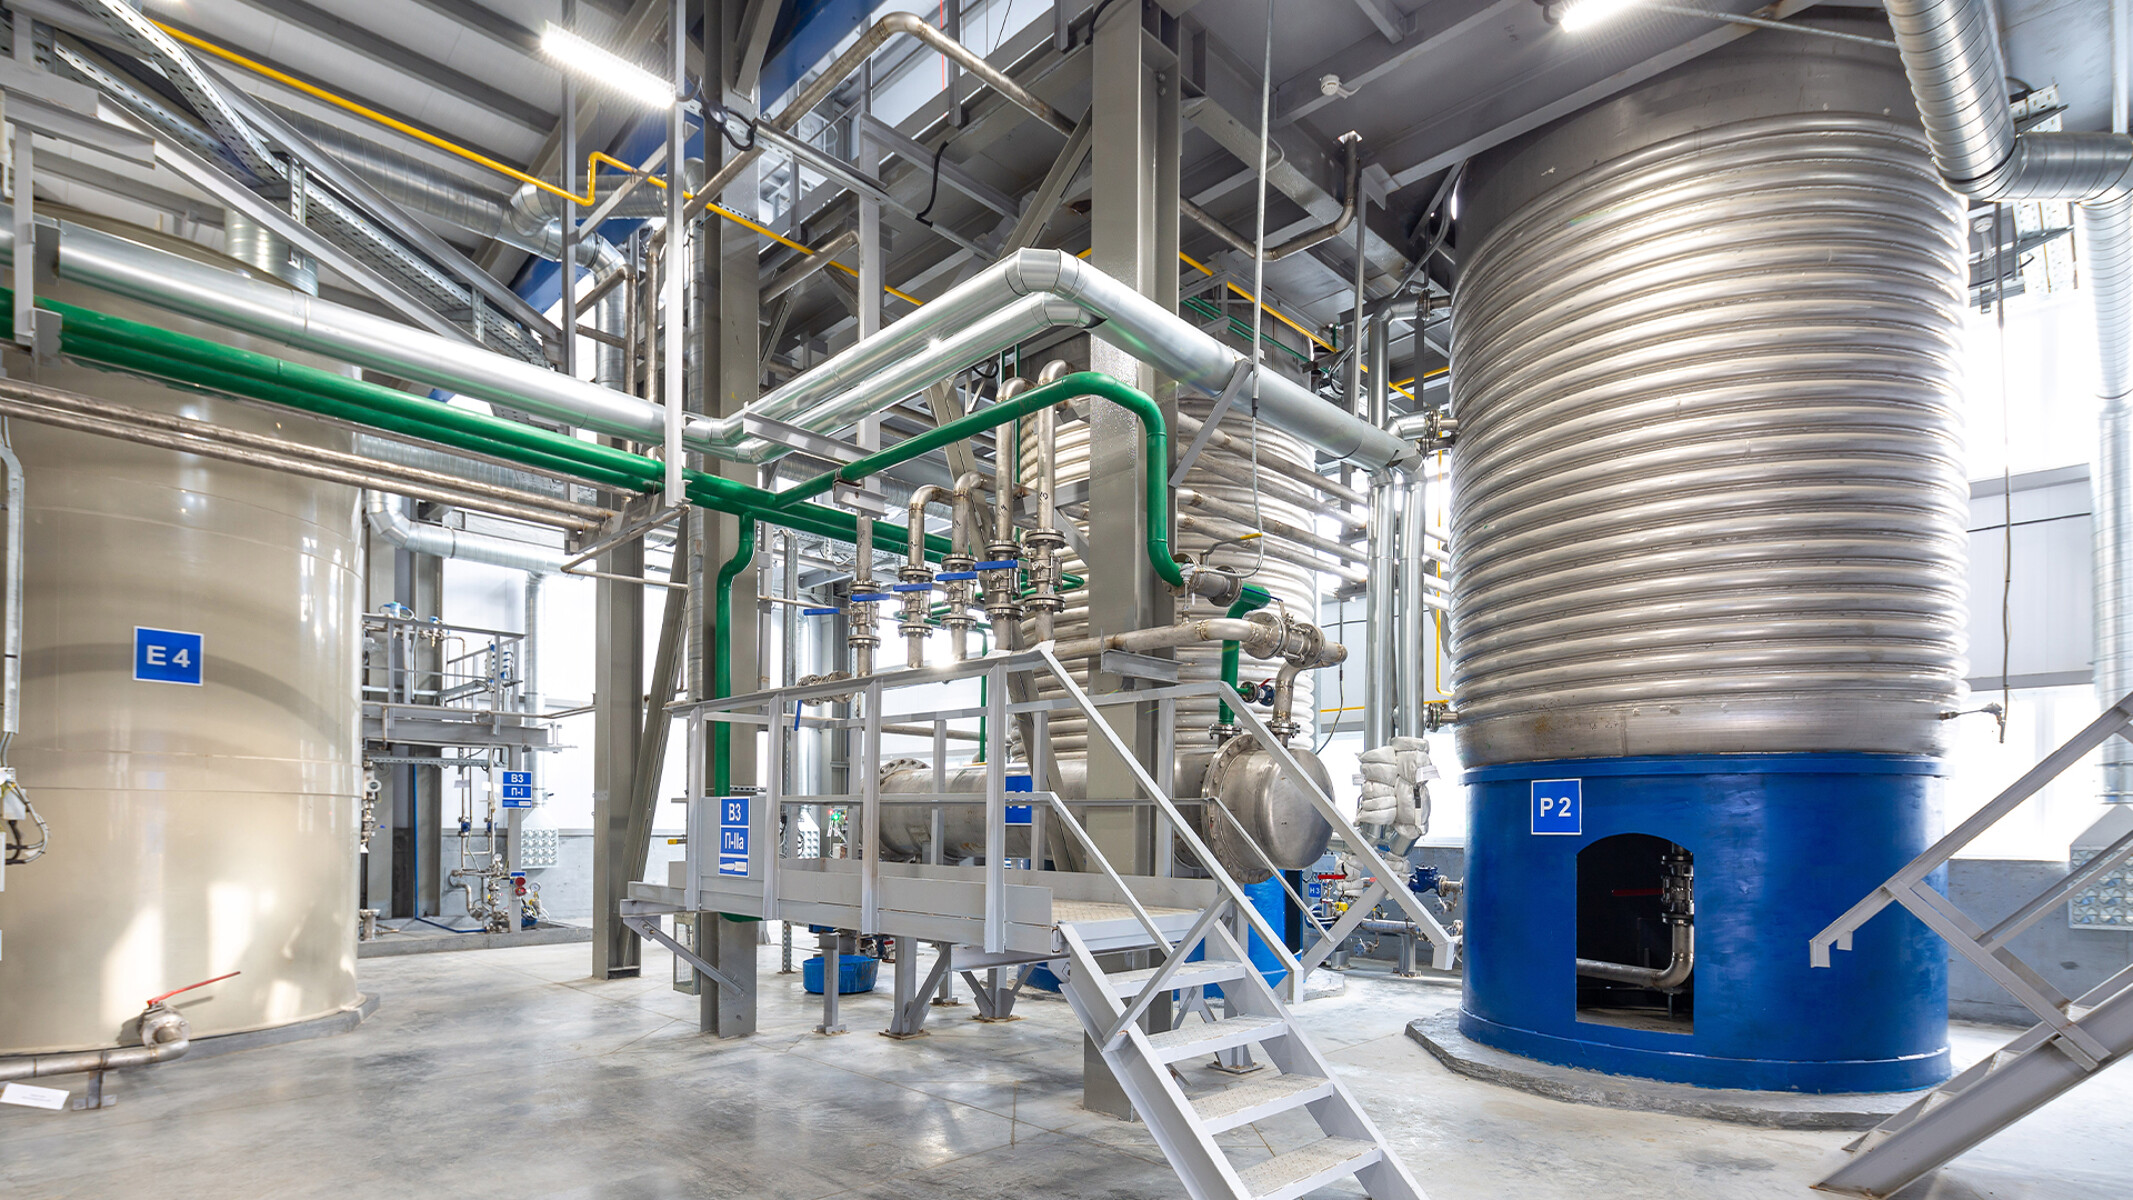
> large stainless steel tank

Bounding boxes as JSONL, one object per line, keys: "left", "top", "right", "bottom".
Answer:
{"left": 1447, "top": 20, "right": 1966, "bottom": 1092}
{"left": 1448, "top": 28, "right": 1971, "bottom": 767}
{"left": 0, "top": 247, "right": 361, "bottom": 1053}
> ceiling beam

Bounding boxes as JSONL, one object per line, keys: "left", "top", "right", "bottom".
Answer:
{"left": 236, "top": 0, "right": 555, "bottom": 132}
{"left": 1274, "top": 0, "right": 1516, "bottom": 124}
{"left": 731, "top": 0, "right": 784, "bottom": 98}
{"left": 1351, "top": 0, "right": 1417, "bottom": 42}
{"left": 403, "top": 0, "right": 543, "bottom": 56}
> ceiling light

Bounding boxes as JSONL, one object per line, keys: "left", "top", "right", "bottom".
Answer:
{"left": 539, "top": 24, "right": 674, "bottom": 109}
{"left": 1554, "top": 0, "right": 1640, "bottom": 32}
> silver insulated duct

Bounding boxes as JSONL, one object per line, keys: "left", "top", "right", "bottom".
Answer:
{"left": 1883, "top": 0, "right": 2133, "bottom": 799}
{"left": 1447, "top": 19, "right": 1971, "bottom": 766}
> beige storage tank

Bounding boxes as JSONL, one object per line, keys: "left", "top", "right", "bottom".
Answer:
{"left": 0, "top": 246, "right": 362, "bottom": 1053}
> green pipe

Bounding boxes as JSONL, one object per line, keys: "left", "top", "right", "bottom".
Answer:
{"left": 4, "top": 289, "right": 959, "bottom": 560}
{"left": 771, "top": 372, "right": 1081, "bottom": 510}
{"left": 771, "top": 371, "right": 1185, "bottom": 590}
{"left": 711, "top": 516, "right": 756, "bottom": 796}
{"left": 1218, "top": 585, "right": 1274, "bottom": 726}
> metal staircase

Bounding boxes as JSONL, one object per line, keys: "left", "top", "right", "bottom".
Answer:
{"left": 643, "top": 644, "right": 1434, "bottom": 1199}
{"left": 1054, "top": 898, "right": 1426, "bottom": 1200}
{"left": 1809, "top": 691, "right": 2133, "bottom": 1197}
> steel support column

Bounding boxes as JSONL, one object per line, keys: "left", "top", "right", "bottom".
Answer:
{"left": 591, "top": 534, "right": 646, "bottom": 978}
{"left": 698, "top": 0, "right": 763, "bottom": 1036}
{"left": 1083, "top": 0, "right": 1180, "bottom": 1121}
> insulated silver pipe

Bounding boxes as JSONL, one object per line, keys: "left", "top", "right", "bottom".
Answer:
{"left": 993, "top": 378, "right": 1030, "bottom": 543}
{"left": 2089, "top": 198, "right": 2133, "bottom": 799}
{"left": 222, "top": 210, "right": 316, "bottom": 295}
{"left": 1888, "top": 0, "right": 2133, "bottom": 796}
{"left": 1887, "top": 0, "right": 2133, "bottom": 200}
{"left": 1365, "top": 479, "right": 1396, "bottom": 746}
{"left": 687, "top": 250, "right": 1415, "bottom": 468}
{"left": 1182, "top": 132, "right": 1364, "bottom": 263}
{"left": 0, "top": 421, "right": 19, "bottom": 740}
{"left": 0, "top": 1008, "right": 189, "bottom": 1082}
{"left": 365, "top": 492, "right": 567, "bottom": 573}
{"left": 1398, "top": 476, "right": 1429, "bottom": 738}
{"left": 523, "top": 572, "right": 544, "bottom": 802}
{"left": 53, "top": 219, "right": 668, "bottom": 446}
{"left": 1576, "top": 921, "right": 1696, "bottom": 993}
{"left": 45, "top": 216, "right": 1411, "bottom": 472}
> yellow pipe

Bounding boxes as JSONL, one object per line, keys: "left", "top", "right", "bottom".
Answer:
{"left": 167, "top": 20, "right": 1426, "bottom": 369}
{"left": 157, "top": 22, "right": 922, "bottom": 308}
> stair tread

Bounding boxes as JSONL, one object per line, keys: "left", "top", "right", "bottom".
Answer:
{"left": 1145, "top": 1014, "right": 1286, "bottom": 1057}
{"left": 1193, "top": 1072, "right": 1333, "bottom": 1124}
{"left": 1107, "top": 960, "right": 1248, "bottom": 993}
{"left": 1237, "top": 1136, "right": 1380, "bottom": 1199}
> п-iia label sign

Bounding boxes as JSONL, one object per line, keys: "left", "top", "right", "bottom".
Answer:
{"left": 500, "top": 770, "right": 534, "bottom": 809}
{"left": 134, "top": 627, "right": 203, "bottom": 686}
{"left": 1531, "top": 779, "right": 1582, "bottom": 836}
{"left": 717, "top": 796, "right": 749, "bottom": 877}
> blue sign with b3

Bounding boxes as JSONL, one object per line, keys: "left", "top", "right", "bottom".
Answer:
{"left": 500, "top": 770, "right": 534, "bottom": 808}
{"left": 717, "top": 796, "right": 750, "bottom": 877}
{"left": 1531, "top": 779, "right": 1582, "bottom": 836}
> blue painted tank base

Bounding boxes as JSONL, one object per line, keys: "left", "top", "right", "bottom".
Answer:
{"left": 1459, "top": 754, "right": 1953, "bottom": 1094}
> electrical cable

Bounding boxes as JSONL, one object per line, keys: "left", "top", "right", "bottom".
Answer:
{"left": 1995, "top": 202, "right": 2012, "bottom": 743}
{"left": 914, "top": 134, "right": 955, "bottom": 227}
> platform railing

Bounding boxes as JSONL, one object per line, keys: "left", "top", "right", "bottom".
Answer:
{"left": 667, "top": 645, "right": 1334, "bottom": 996}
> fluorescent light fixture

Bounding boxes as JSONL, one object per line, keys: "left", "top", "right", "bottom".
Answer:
{"left": 539, "top": 23, "right": 674, "bottom": 109}
{"left": 1557, "top": 0, "right": 1640, "bottom": 31}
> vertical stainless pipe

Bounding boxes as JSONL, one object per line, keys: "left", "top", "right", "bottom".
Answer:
{"left": 2088, "top": 197, "right": 2133, "bottom": 799}
{"left": 1398, "top": 475, "right": 1428, "bottom": 739}
{"left": 1365, "top": 478, "right": 1398, "bottom": 746}
{"left": 523, "top": 572, "right": 544, "bottom": 803}
{"left": 1367, "top": 310, "right": 1390, "bottom": 429}
{"left": 0, "top": 421, "right": 21, "bottom": 742}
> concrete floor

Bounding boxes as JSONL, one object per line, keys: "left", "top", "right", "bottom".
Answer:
{"left": 2, "top": 942, "right": 2125, "bottom": 1199}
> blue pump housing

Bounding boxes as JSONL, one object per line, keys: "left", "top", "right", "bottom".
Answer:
{"left": 1459, "top": 753, "right": 1951, "bottom": 1093}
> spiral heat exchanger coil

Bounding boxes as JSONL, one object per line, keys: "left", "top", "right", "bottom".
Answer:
{"left": 1018, "top": 394, "right": 1335, "bottom": 766}
{"left": 1448, "top": 114, "right": 1971, "bottom": 767}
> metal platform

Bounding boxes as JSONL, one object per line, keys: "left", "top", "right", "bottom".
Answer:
{"left": 629, "top": 858, "right": 1216, "bottom": 958}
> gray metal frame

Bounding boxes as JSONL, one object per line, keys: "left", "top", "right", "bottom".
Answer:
{"left": 1810, "top": 689, "right": 2133, "bottom": 1196}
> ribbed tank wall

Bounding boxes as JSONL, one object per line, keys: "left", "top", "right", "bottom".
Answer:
{"left": 1019, "top": 395, "right": 1322, "bottom": 766}
{"left": 1448, "top": 39, "right": 1970, "bottom": 769}
{"left": 0, "top": 272, "right": 361, "bottom": 1054}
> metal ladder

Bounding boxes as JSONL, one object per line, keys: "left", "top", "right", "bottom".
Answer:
{"left": 1053, "top": 896, "right": 1427, "bottom": 1200}
{"left": 1809, "top": 691, "right": 2133, "bottom": 1198}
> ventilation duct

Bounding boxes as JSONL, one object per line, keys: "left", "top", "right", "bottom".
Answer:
{"left": 1884, "top": 0, "right": 2133, "bottom": 801}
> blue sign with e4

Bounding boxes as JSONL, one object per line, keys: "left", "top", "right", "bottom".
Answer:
{"left": 1531, "top": 779, "right": 1582, "bottom": 835}
{"left": 134, "top": 627, "right": 203, "bottom": 686}
{"left": 717, "top": 796, "right": 750, "bottom": 877}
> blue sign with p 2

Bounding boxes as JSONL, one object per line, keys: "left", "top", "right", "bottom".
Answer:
{"left": 134, "top": 627, "right": 203, "bottom": 686}
{"left": 717, "top": 796, "right": 749, "bottom": 876}
{"left": 501, "top": 770, "right": 534, "bottom": 808}
{"left": 1531, "top": 779, "right": 1582, "bottom": 835}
